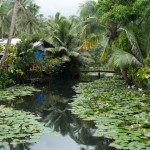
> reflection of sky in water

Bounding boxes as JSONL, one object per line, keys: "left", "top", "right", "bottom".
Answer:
{"left": 31, "top": 134, "right": 93, "bottom": 150}
{"left": 3, "top": 134, "right": 95, "bottom": 150}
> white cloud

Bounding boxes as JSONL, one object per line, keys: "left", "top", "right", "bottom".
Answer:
{"left": 34, "top": 0, "right": 88, "bottom": 17}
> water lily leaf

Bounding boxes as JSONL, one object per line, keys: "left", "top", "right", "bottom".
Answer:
{"left": 0, "top": 106, "right": 48, "bottom": 146}
{"left": 70, "top": 78, "right": 150, "bottom": 149}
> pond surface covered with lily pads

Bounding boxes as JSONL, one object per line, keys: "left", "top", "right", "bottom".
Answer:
{"left": 0, "top": 79, "right": 115, "bottom": 150}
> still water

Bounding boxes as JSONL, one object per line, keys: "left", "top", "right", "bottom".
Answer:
{"left": 1, "top": 79, "right": 115, "bottom": 150}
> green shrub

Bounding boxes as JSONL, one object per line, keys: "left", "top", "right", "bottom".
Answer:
{"left": 0, "top": 69, "right": 15, "bottom": 89}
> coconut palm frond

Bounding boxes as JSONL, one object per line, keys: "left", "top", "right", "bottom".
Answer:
{"left": 79, "top": 0, "right": 97, "bottom": 18}
{"left": 54, "top": 12, "right": 66, "bottom": 24}
{"left": 100, "top": 38, "right": 109, "bottom": 62}
{"left": 108, "top": 50, "right": 142, "bottom": 68}
{"left": 58, "top": 46, "right": 68, "bottom": 52}
{"left": 147, "top": 36, "right": 150, "bottom": 57}
{"left": 82, "top": 17, "right": 106, "bottom": 33}
{"left": 83, "top": 17, "right": 106, "bottom": 28}
{"left": 61, "top": 55, "right": 70, "bottom": 63}
{"left": 100, "top": 45, "right": 109, "bottom": 63}
{"left": 79, "top": 52, "right": 95, "bottom": 66}
{"left": 119, "top": 28, "right": 144, "bottom": 63}
{"left": 53, "top": 35, "right": 64, "bottom": 46}
{"left": 143, "top": 19, "right": 150, "bottom": 57}
{"left": 82, "top": 17, "right": 97, "bottom": 24}
{"left": 80, "top": 24, "right": 91, "bottom": 38}
{"left": 81, "top": 34, "right": 101, "bottom": 49}
{"left": 79, "top": 17, "right": 106, "bottom": 39}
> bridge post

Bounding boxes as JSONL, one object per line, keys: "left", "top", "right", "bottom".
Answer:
{"left": 98, "top": 72, "right": 100, "bottom": 79}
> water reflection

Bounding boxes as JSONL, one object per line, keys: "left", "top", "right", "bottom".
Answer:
{"left": 1, "top": 80, "right": 115, "bottom": 150}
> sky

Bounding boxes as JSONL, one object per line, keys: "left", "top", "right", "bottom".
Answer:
{"left": 34, "top": 0, "right": 88, "bottom": 17}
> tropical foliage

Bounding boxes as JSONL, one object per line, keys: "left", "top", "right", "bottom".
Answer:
{"left": 77, "top": 0, "right": 150, "bottom": 86}
{"left": 0, "top": 0, "right": 44, "bottom": 38}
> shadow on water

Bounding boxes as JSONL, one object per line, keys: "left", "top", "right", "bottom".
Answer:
{"left": 1, "top": 78, "right": 116, "bottom": 150}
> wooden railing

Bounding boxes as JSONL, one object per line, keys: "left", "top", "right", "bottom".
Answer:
{"left": 80, "top": 69, "right": 115, "bottom": 79}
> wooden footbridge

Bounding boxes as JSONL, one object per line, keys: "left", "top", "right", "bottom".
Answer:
{"left": 80, "top": 68, "right": 115, "bottom": 79}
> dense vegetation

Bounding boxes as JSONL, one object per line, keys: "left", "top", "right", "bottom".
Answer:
{"left": 0, "top": 0, "right": 150, "bottom": 149}
{"left": 0, "top": 0, "right": 150, "bottom": 88}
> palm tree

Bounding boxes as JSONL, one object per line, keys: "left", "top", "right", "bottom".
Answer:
{"left": 0, "top": 0, "right": 19, "bottom": 68}
{"left": 15, "top": 0, "right": 40, "bottom": 36}
{"left": 0, "top": 0, "right": 11, "bottom": 38}
{"left": 47, "top": 12, "right": 79, "bottom": 52}
{"left": 78, "top": 0, "right": 150, "bottom": 84}
{"left": 24, "top": 2, "right": 40, "bottom": 35}
{"left": 108, "top": 25, "right": 150, "bottom": 84}
{"left": 35, "top": 14, "right": 48, "bottom": 36}
{"left": 79, "top": 0, "right": 98, "bottom": 19}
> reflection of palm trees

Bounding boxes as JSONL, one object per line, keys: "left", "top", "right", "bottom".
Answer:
{"left": 44, "top": 109, "right": 72, "bottom": 136}
{"left": 6, "top": 143, "right": 32, "bottom": 150}
{"left": 69, "top": 121, "right": 114, "bottom": 150}
{"left": 14, "top": 143, "right": 31, "bottom": 150}
{"left": 42, "top": 94, "right": 114, "bottom": 150}
{"left": 43, "top": 94, "right": 74, "bottom": 136}
{"left": 0, "top": 142, "right": 31, "bottom": 150}
{"left": 0, "top": 146, "right": 5, "bottom": 150}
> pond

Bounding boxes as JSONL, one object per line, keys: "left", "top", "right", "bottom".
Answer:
{"left": 1, "top": 79, "right": 115, "bottom": 150}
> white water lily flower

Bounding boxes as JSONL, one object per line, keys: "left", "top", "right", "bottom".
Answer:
{"left": 138, "top": 88, "right": 143, "bottom": 91}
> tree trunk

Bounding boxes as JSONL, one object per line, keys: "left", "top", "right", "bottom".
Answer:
{"left": 120, "top": 68, "right": 132, "bottom": 85}
{"left": 0, "top": 26, "right": 3, "bottom": 39}
{"left": 0, "top": 0, "right": 19, "bottom": 68}
{"left": 9, "top": 143, "right": 15, "bottom": 150}
{"left": 109, "top": 22, "right": 118, "bottom": 41}
{"left": 8, "top": 138, "right": 15, "bottom": 150}
{"left": 0, "top": 0, "right": 3, "bottom": 39}
{"left": 29, "top": 22, "right": 33, "bottom": 35}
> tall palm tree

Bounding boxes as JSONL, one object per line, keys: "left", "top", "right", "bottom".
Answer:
{"left": 35, "top": 14, "right": 49, "bottom": 39}
{"left": 24, "top": 2, "right": 40, "bottom": 35}
{"left": 79, "top": 0, "right": 97, "bottom": 19}
{"left": 0, "top": 0, "right": 19, "bottom": 68}
{"left": 77, "top": 0, "right": 107, "bottom": 52}
{"left": 0, "top": 0, "right": 11, "bottom": 38}
{"left": 16, "top": 0, "right": 40, "bottom": 35}
{"left": 47, "top": 12, "right": 79, "bottom": 51}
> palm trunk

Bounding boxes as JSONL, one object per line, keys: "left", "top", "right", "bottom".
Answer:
{"left": 8, "top": 139, "right": 15, "bottom": 150}
{"left": 9, "top": 144, "right": 14, "bottom": 150}
{"left": 0, "top": 0, "right": 19, "bottom": 68}
{"left": 109, "top": 22, "right": 118, "bottom": 41}
{"left": 29, "top": 22, "right": 32, "bottom": 35}
{"left": 120, "top": 68, "right": 132, "bottom": 85}
{"left": 0, "top": 0, "right": 3, "bottom": 39}
{"left": 0, "top": 26, "right": 3, "bottom": 39}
